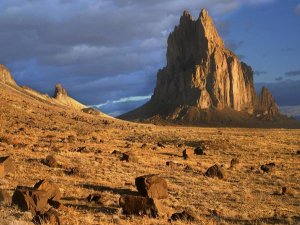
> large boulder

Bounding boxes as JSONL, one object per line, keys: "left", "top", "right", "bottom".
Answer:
{"left": 135, "top": 174, "right": 168, "bottom": 199}
{"left": 204, "top": 164, "right": 225, "bottom": 179}
{"left": 119, "top": 195, "right": 162, "bottom": 218}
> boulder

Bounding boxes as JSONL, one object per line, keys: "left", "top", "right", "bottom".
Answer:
{"left": 182, "top": 149, "right": 193, "bottom": 160}
{"left": 32, "top": 209, "right": 60, "bottom": 225}
{"left": 194, "top": 147, "right": 205, "bottom": 155}
{"left": 230, "top": 158, "right": 240, "bottom": 168}
{"left": 87, "top": 194, "right": 101, "bottom": 204}
{"left": 260, "top": 162, "right": 275, "bottom": 173}
{"left": 119, "top": 195, "right": 162, "bottom": 218}
{"left": 135, "top": 174, "right": 168, "bottom": 199}
{"left": 204, "top": 164, "right": 224, "bottom": 179}
{"left": 42, "top": 155, "right": 58, "bottom": 168}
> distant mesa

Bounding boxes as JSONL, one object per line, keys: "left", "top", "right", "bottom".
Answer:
{"left": 119, "top": 9, "right": 287, "bottom": 125}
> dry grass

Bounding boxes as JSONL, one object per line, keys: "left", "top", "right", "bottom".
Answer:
{"left": 0, "top": 83, "right": 299, "bottom": 224}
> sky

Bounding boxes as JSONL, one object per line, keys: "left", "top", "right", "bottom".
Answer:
{"left": 0, "top": 0, "right": 300, "bottom": 117}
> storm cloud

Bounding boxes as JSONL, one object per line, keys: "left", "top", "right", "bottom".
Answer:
{"left": 0, "top": 0, "right": 295, "bottom": 116}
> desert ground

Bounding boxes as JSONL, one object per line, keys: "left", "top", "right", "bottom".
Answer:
{"left": 0, "top": 83, "right": 299, "bottom": 225}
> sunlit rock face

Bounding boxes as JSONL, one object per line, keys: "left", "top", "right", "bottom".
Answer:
{"left": 120, "top": 9, "right": 281, "bottom": 123}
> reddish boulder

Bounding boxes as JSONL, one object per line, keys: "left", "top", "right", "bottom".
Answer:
{"left": 119, "top": 195, "right": 162, "bottom": 218}
{"left": 32, "top": 209, "right": 60, "bottom": 225}
{"left": 204, "top": 164, "right": 224, "bottom": 179}
{"left": 135, "top": 174, "right": 168, "bottom": 199}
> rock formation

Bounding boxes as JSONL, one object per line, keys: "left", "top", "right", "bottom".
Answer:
{"left": 120, "top": 9, "right": 281, "bottom": 124}
{"left": 53, "top": 83, "right": 86, "bottom": 110}
{"left": 0, "top": 64, "right": 17, "bottom": 86}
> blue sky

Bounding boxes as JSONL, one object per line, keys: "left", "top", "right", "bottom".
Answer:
{"left": 0, "top": 0, "right": 299, "bottom": 117}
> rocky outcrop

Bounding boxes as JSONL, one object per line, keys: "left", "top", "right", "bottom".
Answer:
{"left": 255, "top": 87, "right": 279, "bottom": 120}
{"left": 53, "top": 83, "right": 86, "bottom": 110}
{"left": 120, "top": 9, "right": 281, "bottom": 124}
{"left": 0, "top": 64, "right": 17, "bottom": 86}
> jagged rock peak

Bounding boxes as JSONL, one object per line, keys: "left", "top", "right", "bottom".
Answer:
{"left": 0, "top": 64, "right": 17, "bottom": 86}
{"left": 54, "top": 83, "right": 68, "bottom": 98}
{"left": 199, "top": 8, "right": 209, "bottom": 18}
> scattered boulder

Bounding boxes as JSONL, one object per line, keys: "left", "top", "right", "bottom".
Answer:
{"left": 87, "top": 194, "right": 101, "bottom": 204}
{"left": 182, "top": 149, "right": 193, "bottom": 160}
{"left": 194, "top": 147, "right": 205, "bottom": 155}
{"left": 64, "top": 167, "right": 80, "bottom": 176}
{"left": 169, "top": 211, "right": 197, "bottom": 222}
{"left": 42, "top": 155, "right": 59, "bottom": 168}
{"left": 32, "top": 209, "right": 60, "bottom": 225}
{"left": 141, "top": 143, "right": 147, "bottom": 148}
{"left": 112, "top": 150, "right": 137, "bottom": 162}
{"left": 0, "top": 155, "right": 14, "bottom": 178}
{"left": 166, "top": 161, "right": 183, "bottom": 168}
{"left": 12, "top": 180, "right": 62, "bottom": 215}
{"left": 204, "top": 164, "right": 225, "bottom": 179}
{"left": 135, "top": 174, "right": 168, "bottom": 199}
{"left": 230, "top": 158, "right": 240, "bottom": 168}
{"left": 119, "top": 195, "right": 162, "bottom": 218}
{"left": 260, "top": 162, "right": 275, "bottom": 173}
{"left": 0, "top": 189, "right": 11, "bottom": 205}
{"left": 296, "top": 150, "right": 300, "bottom": 155}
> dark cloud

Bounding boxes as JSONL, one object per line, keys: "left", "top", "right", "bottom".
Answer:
{"left": 275, "top": 77, "right": 283, "bottom": 81}
{"left": 0, "top": 0, "right": 281, "bottom": 115}
{"left": 254, "top": 70, "right": 267, "bottom": 76}
{"left": 285, "top": 70, "right": 300, "bottom": 76}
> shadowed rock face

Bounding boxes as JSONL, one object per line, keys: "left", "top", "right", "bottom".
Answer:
{"left": 0, "top": 64, "right": 17, "bottom": 86}
{"left": 120, "top": 9, "right": 281, "bottom": 124}
{"left": 255, "top": 87, "right": 279, "bottom": 120}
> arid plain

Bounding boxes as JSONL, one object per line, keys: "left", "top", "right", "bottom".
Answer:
{"left": 0, "top": 79, "right": 299, "bottom": 225}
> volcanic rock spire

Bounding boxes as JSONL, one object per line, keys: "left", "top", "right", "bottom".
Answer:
{"left": 120, "top": 9, "right": 280, "bottom": 124}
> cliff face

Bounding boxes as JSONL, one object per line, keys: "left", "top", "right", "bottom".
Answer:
{"left": 120, "top": 9, "right": 281, "bottom": 124}
{"left": 0, "top": 64, "right": 17, "bottom": 86}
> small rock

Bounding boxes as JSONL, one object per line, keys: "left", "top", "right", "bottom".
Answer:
{"left": 42, "top": 155, "right": 58, "bottom": 168}
{"left": 87, "top": 194, "right": 101, "bottom": 204}
{"left": 141, "top": 143, "right": 147, "bottom": 148}
{"left": 135, "top": 174, "right": 168, "bottom": 199}
{"left": 169, "top": 211, "right": 197, "bottom": 222}
{"left": 204, "top": 164, "right": 224, "bottom": 179}
{"left": 230, "top": 158, "right": 239, "bottom": 168}
{"left": 166, "top": 161, "right": 182, "bottom": 168}
{"left": 157, "top": 142, "right": 165, "bottom": 148}
{"left": 182, "top": 149, "right": 193, "bottom": 160}
{"left": 296, "top": 150, "right": 300, "bottom": 155}
{"left": 194, "top": 147, "right": 205, "bottom": 155}
{"left": 260, "top": 162, "right": 275, "bottom": 173}
{"left": 65, "top": 167, "right": 80, "bottom": 176}
{"left": 119, "top": 195, "right": 161, "bottom": 218}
